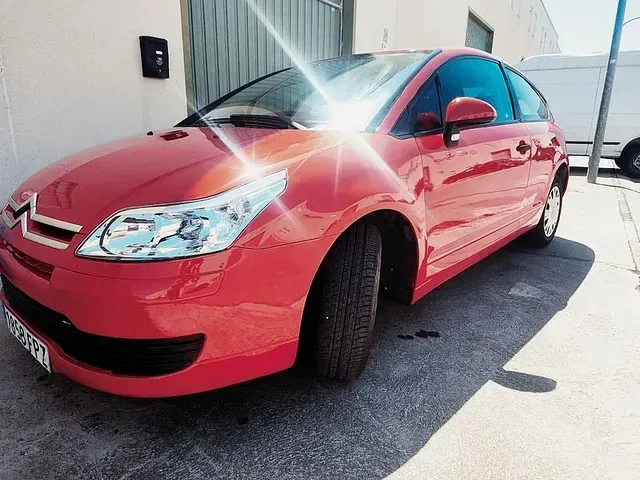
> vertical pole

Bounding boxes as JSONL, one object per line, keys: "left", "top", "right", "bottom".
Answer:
{"left": 587, "top": 0, "right": 628, "bottom": 183}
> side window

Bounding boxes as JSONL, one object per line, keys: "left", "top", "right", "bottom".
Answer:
{"left": 393, "top": 80, "right": 442, "bottom": 136}
{"left": 505, "top": 69, "right": 549, "bottom": 121}
{"left": 438, "top": 58, "right": 514, "bottom": 123}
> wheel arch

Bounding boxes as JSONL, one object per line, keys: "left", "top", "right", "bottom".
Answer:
{"left": 303, "top": 206, "right": 422, "bottom": 318}
{"left": 354, "top": 209, "right": 421, "bottom": 305}
{"left": 621, "top": 137, "right": 640, "bottom": 160}
{"left": 296, "top": 207, "right": 421, "bottom": 364}
{"left": 554, "top": 161, "right": 569, "bottom": 194}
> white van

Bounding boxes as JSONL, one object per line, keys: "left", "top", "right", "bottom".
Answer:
{"left": 517, "top": 51, "right": 640, "bottom": 177}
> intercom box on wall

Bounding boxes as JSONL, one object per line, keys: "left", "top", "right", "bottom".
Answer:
{"left": 139, "top": 36, "right": 169, "bottom": 79}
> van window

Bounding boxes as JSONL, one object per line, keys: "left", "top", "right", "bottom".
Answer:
{"left": 505, "top": 69, "right": 549, "bottom": 121}
{"left": 393, "top": 80, "right": 442, "bottom": 135}
{"left": 438, "top": 58, "right": 514, "bottom": 123}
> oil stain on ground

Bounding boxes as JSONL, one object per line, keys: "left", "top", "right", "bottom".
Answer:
{"left": 398, "top": 330, "right": 440, "bottom": 340}
{"left": 415, "top": 329, "right": 440, "bottom": 339}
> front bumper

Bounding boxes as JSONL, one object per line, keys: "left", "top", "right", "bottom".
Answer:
{"left": 0, "top": 236, "right": 334, "bottom": 397}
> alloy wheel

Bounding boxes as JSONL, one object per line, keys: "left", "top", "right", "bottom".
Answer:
{"left": 543, "top": 185, "right": 561, "bottom": 237}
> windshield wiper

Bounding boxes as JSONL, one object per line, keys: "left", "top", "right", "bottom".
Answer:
{"left": 192, "top": 114, "right": 306, "bottom": 130}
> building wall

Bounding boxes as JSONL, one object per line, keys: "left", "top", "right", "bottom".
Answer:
{"left": 0, "top": 0, "right": 188, "bottom": 202}
{"left": 352, "top": 0, "right": 559, "bottom": 64}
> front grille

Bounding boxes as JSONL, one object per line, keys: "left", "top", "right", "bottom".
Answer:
{"left": 1, "top": 196, "right": 81, "bottom": 251}
{"left": 6, "top": 205, "right": 76, "bottom": 243}
{"left": 29, "top": 220, "right": 76, "bottom": 243}
{"left": 6, "top": 245, "right": 54, "bottom": 280}
{"left": 1, "top": 277, "right": 205, "bottom": 376}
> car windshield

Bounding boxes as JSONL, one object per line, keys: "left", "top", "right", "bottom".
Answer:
{"left": 189, "top": 52, "right": 430, "bottom": 131}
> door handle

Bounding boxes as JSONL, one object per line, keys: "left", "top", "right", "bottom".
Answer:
{"left": 517, "top": 141, "right": 531, "bottom": 154}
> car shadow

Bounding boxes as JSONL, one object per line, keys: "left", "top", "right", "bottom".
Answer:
{"left": 0, "top": 237, "right": 594, "bottom": 480}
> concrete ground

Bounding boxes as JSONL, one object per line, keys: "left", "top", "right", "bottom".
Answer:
{"left": 1, "top": 162, "right": 639, "bottom": 480}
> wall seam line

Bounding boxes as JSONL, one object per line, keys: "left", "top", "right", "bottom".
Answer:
{"left": 0, "top": 44, "right": 21, "bottom": 177}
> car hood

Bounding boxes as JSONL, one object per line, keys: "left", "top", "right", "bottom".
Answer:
{"left": 9, "top": 127, "right": 350, "bottom": 229}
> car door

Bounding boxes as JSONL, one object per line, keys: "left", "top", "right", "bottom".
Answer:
{"left": 504, "top": 67, "right": 558, "bottom": 229}
{"left": 393, "top": 57, "right": 532, "bottom": 278}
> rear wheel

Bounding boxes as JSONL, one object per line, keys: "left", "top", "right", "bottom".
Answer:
{"left": 617, "top": 146, "right": 640, "bottom": 179}
{"left": 521, "top": 177, "right": 564, "bottom": 248}
{"left": 312, "top": 223, "right": 382, "bottom": 381}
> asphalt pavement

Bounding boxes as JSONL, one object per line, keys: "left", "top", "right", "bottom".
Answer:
{"left": 1, "top": 163, "right": 639, "bottom": 479}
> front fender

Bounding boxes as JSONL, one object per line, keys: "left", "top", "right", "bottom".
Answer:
{"left": 235, "top": 134, "right": 427, "bottom": 254}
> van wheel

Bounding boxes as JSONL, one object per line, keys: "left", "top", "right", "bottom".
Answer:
{"left": 313, "top": 223, "right": 382, "bottom": 381}
{"left": 618, "top": 146, "right": 640, "bottom": 178}
{"left": 521, "top": 177, "right": 564, "bottom": 248}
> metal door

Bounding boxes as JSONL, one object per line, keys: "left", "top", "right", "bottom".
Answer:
{"left": 185, "top": 0, "right": 343, "bottom": 111}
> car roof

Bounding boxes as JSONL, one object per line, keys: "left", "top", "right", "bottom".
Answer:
{"left": 360, "top": 47, "right": 511, "bottom": 67}
{"left": 364, "top": 46, "right": 495, "bottom": 58}
{"left": 518, "top": 50, "right": 640, "bottom": 71}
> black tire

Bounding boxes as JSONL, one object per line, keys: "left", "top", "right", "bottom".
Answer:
{"left": 618, "top": 146, "right": 640, "bottom": 179}
{"left": 312, "top": 223, "right": 382, "bottom": 381}
{"left": 521, "top": 176, "right": 564, "bottom": 248}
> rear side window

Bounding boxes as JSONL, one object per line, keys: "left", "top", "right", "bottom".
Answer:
{"left": 438, "top": 58, "right": 514, "bottom": 122}
{"left": 505, "top": 69, "right": 549, "bottom": 121}
{"left": 393, "top": 80, "right": 442, "bottom": 136}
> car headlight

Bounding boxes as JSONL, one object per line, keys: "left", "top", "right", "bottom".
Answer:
{"left": 76, "top": 170, "right": 287, "bottom": 260}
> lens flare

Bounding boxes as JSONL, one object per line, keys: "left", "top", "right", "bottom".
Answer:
{"left": 166, "top": 61, "right": 300, "bottom": 230}
{"left": 167, "top": 0, "right": 414, "bottom": 242}
{"left": 245, "top": 0, "right": 412, "bottom": 199}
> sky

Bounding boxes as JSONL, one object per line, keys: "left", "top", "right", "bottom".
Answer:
{"left": 544, "top": 0, "right": 640, "bottom": 54}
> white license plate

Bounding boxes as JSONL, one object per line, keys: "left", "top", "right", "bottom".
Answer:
{"left": 2, "top": 303, "right": 51, "bottom": 373}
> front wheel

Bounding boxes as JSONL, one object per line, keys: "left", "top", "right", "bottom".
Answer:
{"left": 521, "top": 177, "right": 564, "bottom": 248}
{"left": 312, "top": 223, "right": 382, "bottom": 381}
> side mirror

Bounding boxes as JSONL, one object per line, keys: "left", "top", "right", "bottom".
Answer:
{"left": 444, "top": 97, "right": 497, "bottom": 147}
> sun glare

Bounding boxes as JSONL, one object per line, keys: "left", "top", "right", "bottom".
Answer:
{"left": 244, "top": 0, "right": 413, "bottom": 199}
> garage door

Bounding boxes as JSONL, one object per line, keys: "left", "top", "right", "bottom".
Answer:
{"left": 185, "top": 0, "right": 343, "bottom": 111}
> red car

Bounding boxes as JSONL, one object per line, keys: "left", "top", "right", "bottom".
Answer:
{"left": 0, "top": 48, "right": 568, "bottom": 397}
